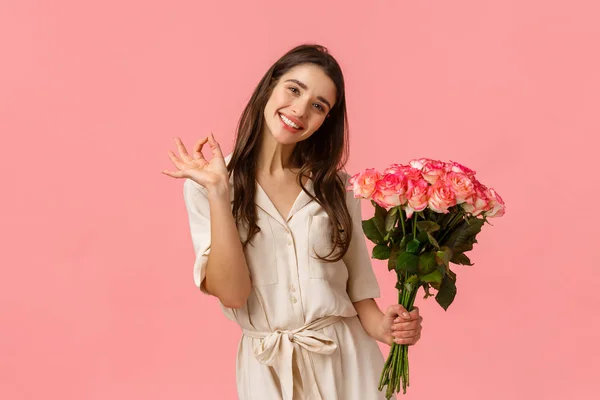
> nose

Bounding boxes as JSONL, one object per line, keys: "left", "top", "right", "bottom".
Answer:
{"left": 291, "top": 97, "right": 310, "bottom": 118}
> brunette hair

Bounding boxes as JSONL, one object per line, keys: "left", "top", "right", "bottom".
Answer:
{"left": 227, "top": 44, "right": 352, "bottom": 262}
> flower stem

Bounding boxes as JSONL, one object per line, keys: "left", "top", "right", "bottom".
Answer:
{"left": 399, "top": 207, "right": 406, "bottom": 236}
{"left": 412, "top": 213, "right": 417, "bottom": 239}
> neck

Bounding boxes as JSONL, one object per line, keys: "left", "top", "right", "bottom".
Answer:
{"left": 256, "top": 130, "right": 298, "bottom": 178}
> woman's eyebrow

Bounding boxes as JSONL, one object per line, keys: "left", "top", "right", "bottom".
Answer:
{"left": 284, "top": 79, "right": 332, "bottom": 110}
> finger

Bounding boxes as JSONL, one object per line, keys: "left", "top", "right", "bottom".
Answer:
{"left": 410, "top": 332, "right": 422, "bottom": 345}
{"left": 399, "top": 315, "right": 422, "bottom": 325}
{"left": 207, "top": 132, "right": 224, "bottom": 159}
{"left": 193, "top": 137, "right": 209, "bottom": 161}
{"left": 392, "top": 327, "right": 421, "bottom": 338}
{"left": 161, "top": 169, "right": 184, "bottom": 178}
{"left": 392, "top": 325, "right": 423, "bottom": 334}
{"left": 395, "top": 336, "right": 419, "bottom": 345}
{"left": 392, "top": 320, "right": 421, "bottom": 331}
{"left": 409, "top": 307, "right": 420, "bottom": 319}
{"left": 167, "top": 150, "right": 185, "bottom": 170}
{"left": 394, "top": 336, "right": 417, "bottom": 345}
{"left": 386, "top": 304, "right": 410, "bottom": 319}
{"left": 394, "top": 308, "right": 419, "bottom": 323}
{"left": 174, "top": 137, "right": 193, "bottom": 162}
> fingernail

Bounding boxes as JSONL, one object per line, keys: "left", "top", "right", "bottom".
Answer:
{"left": 402, "top": 312, "right": 410, "bottom": 318}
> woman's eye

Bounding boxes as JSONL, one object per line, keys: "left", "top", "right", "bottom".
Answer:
{"left": 288, "top": 87, "right": 299, "bottom": 94}
{"left": 313, "top": 103, "right": 324, "bottom": 111}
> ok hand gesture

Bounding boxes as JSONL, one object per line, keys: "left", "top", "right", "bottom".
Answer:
{"left": 162, "top": 134, "right": 228, "bottom": 189}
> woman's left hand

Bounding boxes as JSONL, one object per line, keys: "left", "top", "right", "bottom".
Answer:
{"left": 381, "top": 304, "right": 423, "bottom": 346}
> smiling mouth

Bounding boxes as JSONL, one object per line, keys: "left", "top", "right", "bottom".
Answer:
{"left": 279, "top": 113, "right": 303, "bottom": 130}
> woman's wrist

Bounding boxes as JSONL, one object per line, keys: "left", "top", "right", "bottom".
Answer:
{"left": 205, "top": 179, "right": 230, "bottom": 201}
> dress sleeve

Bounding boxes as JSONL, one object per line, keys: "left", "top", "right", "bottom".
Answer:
{"left": 183, "top": 178, "right": 212, "bottom": 294}
{"left": 343, "top": 180, "right": 381, "bottom": 303}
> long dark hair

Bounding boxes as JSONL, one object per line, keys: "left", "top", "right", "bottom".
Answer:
{"left": 227, "top": 44, "right": 352, "bottom": 262}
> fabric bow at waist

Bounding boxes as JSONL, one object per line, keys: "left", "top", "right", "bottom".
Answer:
{"left": 242, "top": 315, "right": 343, "bottom": 400}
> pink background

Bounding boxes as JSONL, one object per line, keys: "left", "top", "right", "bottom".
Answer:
{"left": 1, "top": 0, "right": 598, "bottom": 399}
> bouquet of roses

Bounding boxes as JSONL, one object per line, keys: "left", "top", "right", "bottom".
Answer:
{"left": 347, "top": 158, "right": 506, "bottom": 399}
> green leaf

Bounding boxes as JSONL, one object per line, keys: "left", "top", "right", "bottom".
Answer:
{"left": 421, "top": 269, "right": 443, "bottom": 283}
{"left": 372, "top": 244, "right": 391, "bottom": 260}
{"left": 416, "top": 231, "right": 429, "bottom": 244}
{"left": 426, "top": 232, "right": 440, "bottom": 249}
{"left": 404, "top": 274, "right": 420, "bottom": 292}
{"left": 385, "top": 207, "right": 398, "bottom": 232}
{"left": 373, "top": 203, "right": 388, "bottom": 237}
{"left": 442, "top": 217, "right": 484, "bottom": 251}
{"left": 423, "top": 283, "right": 434, "bottom": 299}
{"left": 362, "top": 219, "right": 384, "bottom": 244}
{"left": 398, "top": 236, "right": 408, "bottom": 251}
{"left": 451, "top": 252, "right": 473, "bottom": 266}
{"left": 416, "top": 221, "right": 440, "bottom": 233}
{"left": 418, "top": 252, "right": 437, "bottom": 275}
{"left": 435, "top": 275, "right": 457, "bottom": 311}
{"left": 406, "top": 239, "right": 421, "bottom": 254}
{"left": 453, "top": 237, "right": 476, "bottom": 254}
{"left": 447, "top": 267, "right": 457, "bottom": 281}
{"left": 396, "top": 251, "right": 419, "bottom": 274}
{"left": 387, "top": 246, "right": 401, "bottom": 271}
{"left": 435, "top": 246, "right": 453, "bottom": 267}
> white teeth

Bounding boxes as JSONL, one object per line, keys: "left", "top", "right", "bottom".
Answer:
{"left": 280, "top": 113, "right": 301, "bottom": 129}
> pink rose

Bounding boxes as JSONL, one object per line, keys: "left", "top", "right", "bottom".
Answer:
{"left": 348, "top": 168, "right": 381, "bottom": 199}
{"left": 384, "top": 163, "right": 404, "bottom": 174}
{"left": 409, "top": 158, "right": 436, "bottom": 171}
{"left": 405, "top": 178, "right": 429, "bottom": 218}
{"left": 427, "top": 180, "right": 457, "bottom": 214}
{"left": 385, "top": 164, "right": 422, "bottom": 181}
{"left": 372, "top": 192, "right": 400, "bottom": 211}
{"left": 447, "top": 160, "right": 476, "bottom": 178}
{"left": 461, "top": 182, "right": 489, "bottom": 216}
{"left": 484, "top": 187, "right": 506, "bottom": 218}
{"left": 445, "top": 172, "right": 475, "bottom": 204}
{"left": 421, "top": 162, "right": 447, "bottom": 185}
{"left": 372, "top": 173, "right": 407, "bottom": 210}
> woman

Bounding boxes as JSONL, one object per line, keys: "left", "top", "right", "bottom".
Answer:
{"left": 162, "top": 44, "right": 423, "bottom": 400}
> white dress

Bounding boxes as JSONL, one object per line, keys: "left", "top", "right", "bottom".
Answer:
{"left": 183, "top": 154, "right": 387, "bottom": 400}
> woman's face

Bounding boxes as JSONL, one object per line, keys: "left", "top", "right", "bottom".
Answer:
{"left": 263, "top": 63, "right": 337, "bottom": 145}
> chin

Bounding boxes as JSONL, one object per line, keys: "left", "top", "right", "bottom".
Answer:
{"left": 272, "top": 131, "right": 300, "bottom": 145}
{"left": 267, "top": 117, "right": 306, "bottom": 144}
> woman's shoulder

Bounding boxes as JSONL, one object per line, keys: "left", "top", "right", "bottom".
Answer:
{"left": 336, "top": 169, "right": 352, "bottom": 184}
{"left": 335, "top": 169, "right": 360, "bottom": 209}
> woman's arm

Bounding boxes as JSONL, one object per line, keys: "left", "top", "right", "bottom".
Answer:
{"left": 202, "top": 181, "right": 252, "bottom": 308}
{"left": 172, "top": 135, "right": 251, "bottom": 309}
{"left": 354, "top": 298, "right": 392, "bottom": 345}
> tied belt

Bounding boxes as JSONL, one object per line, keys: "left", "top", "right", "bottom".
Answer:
{"left": 242, "top": 315, "right": 343, "bottom": 400}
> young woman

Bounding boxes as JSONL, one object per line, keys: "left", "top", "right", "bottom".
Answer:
{"left": 162, "top": 44, "right": 423, "bottom": 400}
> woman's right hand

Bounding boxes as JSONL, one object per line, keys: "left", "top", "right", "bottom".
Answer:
{"left": 162, "top": 134, "right": 229, "bottom": 190}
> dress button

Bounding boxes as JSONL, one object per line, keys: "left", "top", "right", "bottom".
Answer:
{"left": 292, "top": 297, "right": 297, "bottom": 304}
{"left": 290, "top": 285, "right": 296, "bottom": 292}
